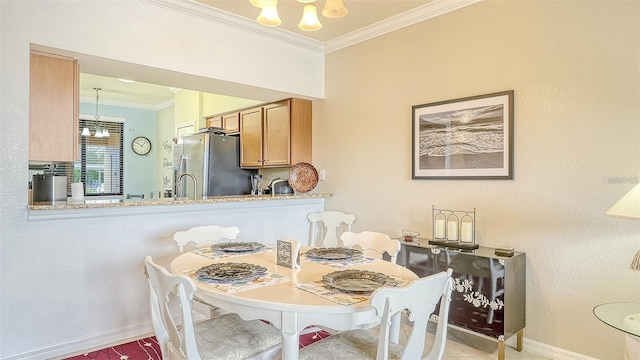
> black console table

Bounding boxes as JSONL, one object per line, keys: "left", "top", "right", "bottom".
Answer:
{"left": 397, "top": 238, "right": 526, "bottom": 360}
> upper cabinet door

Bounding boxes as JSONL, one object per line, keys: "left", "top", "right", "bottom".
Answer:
{"left": 29, "top": 51, "right": 79, "bottom": 162}
{"left": 223, "top": 112, "right": 240, "bottom": 133}
{"left": 206, "top": 116, "right": 223, "bottom": 129}
{"left": 240, "top": 107, "right": 264, "bottom": 168}
{"left": 263, "top": 100, "right": 291, "bottom": 167}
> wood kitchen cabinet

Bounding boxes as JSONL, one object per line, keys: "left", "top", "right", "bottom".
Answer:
{"left": 29, "top": 50, "right": 79, "bottom": 162}
{"left": 240, "top": 98, "right": 311, "bottom": 168}
{"left": 205, "top": 112, "right": 240, "bottom": 133}
{"left": 223, "top": 112, "right": 240, "bottom": 133}
{"left": 206, "top": 115, "right": 223, "bottom": 129}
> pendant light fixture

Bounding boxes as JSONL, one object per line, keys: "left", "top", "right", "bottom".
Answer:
{"left": 87, "top": 87, "right": 109, "bottom": 138}
{"left": 250, "top": 0, "right": 347, "bottom": 32}
{"left": 322, "top": 0, "right": 348, "bottom": 18}
{"left": 298, "top": 3, "right": 322, "bottom": 31}
{"left": 255, "top": 0, "right": 281, "bottom": 27}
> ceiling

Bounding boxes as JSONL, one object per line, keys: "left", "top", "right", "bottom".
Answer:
{"left": 78, "top": 0, "right": 440, "bottom": 108}
{"left": 194, "top": 0, "right": 434, "bottom": 43}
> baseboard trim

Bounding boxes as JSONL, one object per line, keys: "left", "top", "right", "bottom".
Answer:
{"left": 521, "top": 337, "right": 600, "bottom": 360}
{"left": 1, "top": 323, "right": 154, "bottom": 360}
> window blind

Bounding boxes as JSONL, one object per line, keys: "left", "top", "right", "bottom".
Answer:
{"left": 74, "top": 119, "right": 124, "bottom": 196}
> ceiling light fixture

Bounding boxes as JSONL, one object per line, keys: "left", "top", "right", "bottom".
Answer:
{"left": 82, "top": 88, "right": 110, "bottom": 138}
{"left": 250, "top": 0, "right": 348, "bottom": 32}
{"left": 322, "top": 0, "right": 348, "bottom": 18}
{"left": 256, "top": 0, "right": 281, "bottom": 27}
{"left": 250, "top": 0, "right": 272, "bottom": 7}
{"left": 298, "top": 3, "right": 322, "bottom": 31}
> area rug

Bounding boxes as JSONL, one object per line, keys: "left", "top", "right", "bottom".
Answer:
{"left": 64, "top": 328, "right": 331, "bottom": 360}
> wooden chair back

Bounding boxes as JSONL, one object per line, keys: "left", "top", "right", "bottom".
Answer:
{"left": 372, "top": 269, "right": 453, "bottom": 360}
{"left": 307, "top": 211, "right": 356, "bottom": 247}
{"left": 144, "top": 256, "right": 200, "bottom": 360}
{"left": 173, "top": 225, "right": 240, "bottom": 253}
{"left": 340, "top": 231, "right": 401, "bottom": 264}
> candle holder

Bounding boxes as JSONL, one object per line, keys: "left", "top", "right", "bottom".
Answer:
{"left": 430, "top": 206, "right": 478, "bottom": 250}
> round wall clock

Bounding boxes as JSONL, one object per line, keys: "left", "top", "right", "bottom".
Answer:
{"left": 131, "top": 136, "right": 152, "bottom": 156}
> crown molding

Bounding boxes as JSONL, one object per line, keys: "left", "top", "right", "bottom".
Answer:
{"left": 81, "top": 96, "right": 174, "bottom": 111}
{"left": 140, "top": 0, "right": 480, "bottom": 55}
{"left": 324, "top": 0, "right": 482, "bottom": 54}
{"left": 139, "top": 0, "right": 325, "bottom": 53}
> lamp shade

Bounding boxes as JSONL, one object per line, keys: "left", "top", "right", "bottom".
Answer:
{"left": 298, "top": 3, "right": 322, "bottom": 31}
{"left": 257, "top": 2, "right": 281, "bottom": 26}
{"left": 250, "top": 0, "right": 276, "bottom": 8}
{"left": 606, "top": 183, "right": 640, "bottom": 219}
{"left": 322, "top": 0, "right": 348, "bottom": 18}
{"left": 81, "top": 127, "right": 91, "bottom": 136}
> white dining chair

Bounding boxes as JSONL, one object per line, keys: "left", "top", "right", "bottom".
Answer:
{"left": 307, "top": 211, "right": 356, "bottom": 247}
{"left": 298, "top": 269, "right": 454, "bottom": 360}
{"left": 144, "top": 256, "right": 282, "bottom": 360}
{"left": 173, "top": 225, "right": 240, "bottom": 254}
{"left": 173, "top": 225, "right": 240, "bottom": 320}
{"left": 340, "top": 231, "right": 402, "bottom": 264}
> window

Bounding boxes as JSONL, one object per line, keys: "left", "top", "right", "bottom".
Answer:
{"left": 74, "top": 119, "right": 124, "bottom": 196}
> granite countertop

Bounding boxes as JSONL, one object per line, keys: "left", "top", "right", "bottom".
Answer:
{"left": 29, "top": 193, "right": 332, "bottom": 211}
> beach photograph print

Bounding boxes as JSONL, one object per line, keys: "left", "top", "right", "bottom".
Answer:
{"left": 412, "top": 91, "right": 513, "bottom": 179}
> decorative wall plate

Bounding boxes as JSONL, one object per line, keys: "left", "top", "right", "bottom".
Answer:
{"left": 196, "top": 262, "right": 267, "bottom": 284}
{"left": 322, "top": 270, "right": 400, "bottom": 293}
{"left": 305, "top": 247, "right": 362, "bottom": 260}
{"left": 211, "top": 242, "right": 265, "bottom": 253}
{"left": 289, "top": 162, "right": 319, "bottom": 193}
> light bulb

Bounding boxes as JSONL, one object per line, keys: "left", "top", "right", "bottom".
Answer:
{"left": 298, "top": 3, "right": 322, "bottom": 31}
{"left": 322, "top": 0, "right": 348, "bottom": 18}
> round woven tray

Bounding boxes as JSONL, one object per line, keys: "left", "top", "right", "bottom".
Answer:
{"left": 289, "top": 162, "right": 319, "bottom": 193}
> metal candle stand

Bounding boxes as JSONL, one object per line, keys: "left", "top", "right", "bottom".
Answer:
{"left": 430, "top": 206, "right": 479, "bottom": 250}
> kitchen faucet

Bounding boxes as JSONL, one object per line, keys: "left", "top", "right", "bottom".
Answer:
{"left": 176, "top": 173, "right": 197, "bottom": 200}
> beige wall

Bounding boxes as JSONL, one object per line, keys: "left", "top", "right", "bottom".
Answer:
{"left": 313, "top": 1, "right": 639, "bottom": 359}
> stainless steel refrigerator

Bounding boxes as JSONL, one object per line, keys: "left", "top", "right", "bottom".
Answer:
{"left": 175, "top": 132, "right": 256, "bottom": 198}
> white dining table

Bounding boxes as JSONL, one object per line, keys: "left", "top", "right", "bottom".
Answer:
{"left": 170, "top": 246, "right": 418, "bottom": 360}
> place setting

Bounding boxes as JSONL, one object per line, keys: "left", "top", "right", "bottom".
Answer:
{"left": 296, "top": 268, "right": 403, "bottom": 305}
{"left": 302, "top": 247, "right": 378, "bottom": 268}
{"left": 192, "top": 241, "right": 275, "bottom": 260}
{"left": 185, "top": 261, "right": 289, "bottom": 294}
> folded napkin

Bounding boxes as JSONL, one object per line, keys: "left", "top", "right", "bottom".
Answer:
{"left": 296, "top": 281, "right": 371, "bottom": 305}
{"left": 186, "top": 270, "right": 289, "bottom": 294}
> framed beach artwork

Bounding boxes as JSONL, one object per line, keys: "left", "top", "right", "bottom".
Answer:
{"left": 412, "top": 90, "right": 514, "bottom": 180}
